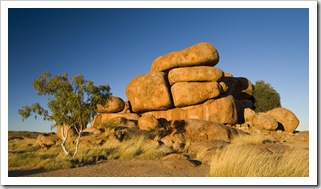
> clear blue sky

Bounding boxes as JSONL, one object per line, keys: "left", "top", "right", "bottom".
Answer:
{"left": 8, "top": 8, "right": 309, "bottom": 132}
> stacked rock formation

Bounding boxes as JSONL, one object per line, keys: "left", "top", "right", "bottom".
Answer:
{"left": 126, "top": 42, "right": 253, "bottom": 124}
{"left": 91, "top": 42, "right": 299, "bottom": 133}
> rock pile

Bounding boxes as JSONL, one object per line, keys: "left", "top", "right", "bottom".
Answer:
{"left": 91, "top": 42, "right": 299, "bottom": 135}
{"left": 244, "top": 107, "right": 300, "bottom": 133}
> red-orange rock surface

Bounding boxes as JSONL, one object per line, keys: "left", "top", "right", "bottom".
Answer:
{"left": 168, "top": 66, "right": 223, "bottom": 85}
{"left": 171, "top": 81, "right": 222, "bottom": 108}
{"left": 143, "top": 95, "right": 238, "bottom": 124}
{"left": 150, "top": 42, "right": 219, "bottom": 73}
{"left": 126, "top": 72, "right": 173, "bottom": 112}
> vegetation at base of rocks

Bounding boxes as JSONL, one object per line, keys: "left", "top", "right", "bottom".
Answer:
{"left": 9, "top": 128, "right": 309, "bottom": 176}
{"left": 252, "top": 80, "right": 281, "bottom": 113}
{"left": 101, "top": 120, "right": 118, "bottom": 131}
{"left": 8, "top": 131, "right": 173, "bottom": 171}
{"left": 208, "top": 134, "right": 309, "bottom": 177}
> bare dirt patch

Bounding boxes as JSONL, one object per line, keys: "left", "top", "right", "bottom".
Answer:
{"left": 10, "top": 159, "right": 210, "bottom": 177}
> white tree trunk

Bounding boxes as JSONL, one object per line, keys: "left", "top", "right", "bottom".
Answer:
{"left": 60, "top": 124, "right": 71, "bottom": 156}
{"left": 59, "top": 123, "right": 83, "bottom": 158}
{"left": 72, "top": 125, "right": 82, "bottom": 158}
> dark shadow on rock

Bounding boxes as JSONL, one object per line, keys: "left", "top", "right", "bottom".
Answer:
{"left": 188, "top": 159, "right": 202, "bottom": 167}
{"left": 219, "top": 77, "right": 252, "bottom": 100}
{"left": 171, "top": 120, "right": 186, "bottom": 133}
{"left": 277, "top": 122, "right": 285, "bottom": 131}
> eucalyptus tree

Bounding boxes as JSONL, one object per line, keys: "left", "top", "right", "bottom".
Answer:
{"left": 18, "top": 72, "right": 111, "bottom": 157}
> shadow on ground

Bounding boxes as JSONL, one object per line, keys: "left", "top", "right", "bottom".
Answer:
{"left": 8, "top": 169, "right": 46, "bottom": 177}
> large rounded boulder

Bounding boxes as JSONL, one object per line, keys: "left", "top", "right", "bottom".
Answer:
{"left": 138, "top": 114, "right": 161, "bottom": 131}
{"left": 126, "top": 72, "right": 173, "bottom": 113}
{"left": 171, "top": 81, "right": 222, "bottom": 108}
{"left": 266, "top": 107, "right": 300, "bottom": 133}
{"left": 96, "top": 96, "right": 125, "bottom": 113}
{"left": 252, "top": 113, "right": 279, "bottom": 131}
{"left": 150, "top": 42, "right": 219, "bottom": 73}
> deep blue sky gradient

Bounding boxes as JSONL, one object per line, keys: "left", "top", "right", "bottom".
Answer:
{"left": 8, "top": 8, "right": 309, "bottom": 132}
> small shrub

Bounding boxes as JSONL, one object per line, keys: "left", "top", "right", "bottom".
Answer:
{"left": 253, "top": 80, "right": 281, "bottom": 112}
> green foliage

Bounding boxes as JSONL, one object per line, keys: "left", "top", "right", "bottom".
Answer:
{"left": 18, "top": 72, "right": 112, "bottom": 157}
{"left": 18, "top": 72, "right": 111, "bottom": 130}
{"left": 252, "top": 80, "right": 281, "bottom": 113}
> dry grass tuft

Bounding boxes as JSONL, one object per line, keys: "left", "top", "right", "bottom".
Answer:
{"left": 99, "top": 135, "right": 172, "bottom": 160}
{"left": 208, "top": 134, "right": 309, "bottom": 177}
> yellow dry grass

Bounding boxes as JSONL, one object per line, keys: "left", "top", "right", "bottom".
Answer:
{"left": 230, "top": 132, "right": 274, "bottom": 145}
{"left": 208, "top": 134, "right": 309, "bottom": 177}
{"left": 8, "top": 132, "right": 172, "bottom": 170}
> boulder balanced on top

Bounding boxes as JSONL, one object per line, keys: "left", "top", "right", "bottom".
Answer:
{"left": 150, "top": 42, "right": 219, "bottom": 73}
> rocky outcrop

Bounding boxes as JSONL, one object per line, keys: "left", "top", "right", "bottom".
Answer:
{"left": 122, "top": 43, "right": 253, "bottom": 124}
{"left": 122, "top": 42, "right": 257, "bottom": 126}
{"left": 150, "top": 42, "right": 219, "bottom": 73}
{"left": 120, "top": 42, "right": 259, "bottom": 126}
{"left": 126, "top": 72, "right": 173, "bottom": 113}
{"left": 90, "top": 42, "right": 300, "bottom": 145}
{"left": 266, "top": 108, "right": 300, "bottom": 132}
